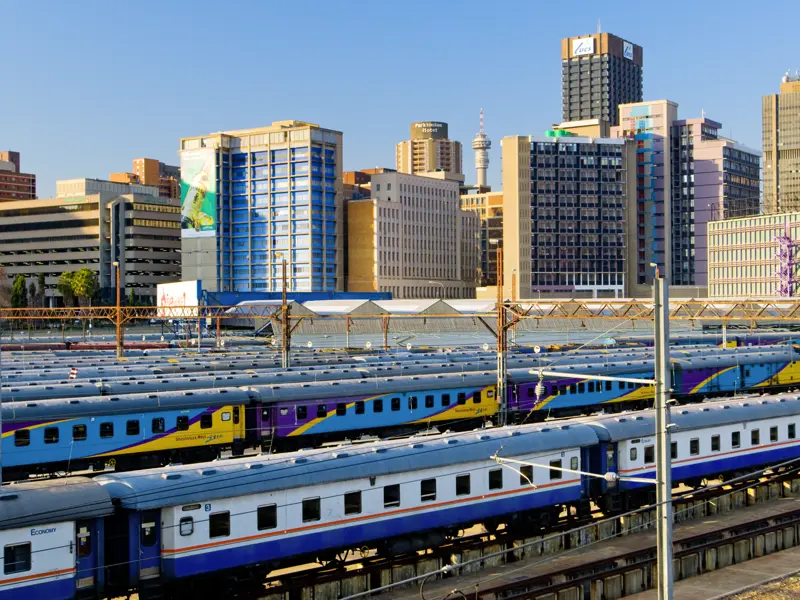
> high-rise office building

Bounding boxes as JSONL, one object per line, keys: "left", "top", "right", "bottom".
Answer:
{"left": 763, "top": 73, "right": 800, "bottom": 213}
{"left": 670, "top": 118, "right": 760, "bottom": 286}
{"left": 111, "top": 158, "right": 180, "bottom": 200}
{"left": 179, "top": 121, "right": 343, "bottom": 293}
{"left": 460, "top": 191, "right": 503, "bottom": 286}
{"left": 347, "top": 171, "right": 479, "bottom": 298}
{"left": 396, "top": 122, "right": 463, "bottom": 178}
{"left": 0, "top": 150, "right": 36, "bottom": 201}
{"left": 561, "top": 33, "right": 643, "bottom": 127}
{"left": 502, "top": 130, "right": 631, "bottom": 298}
{"left": 0, "top": 178, "right": 180, "bottom": 305}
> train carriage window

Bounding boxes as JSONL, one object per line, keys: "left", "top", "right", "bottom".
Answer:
{"left": 44, "top": 427, "right": 59, "bottom": 444}
{"left": 355, "top": 401, "right": 365, "bottom": 415}
{"left": 689, "top": 438, "right": 700, "bottom": 456}
{"left": 559, "top": 385, "right": 567, "bottom": 395}
{"left": 487, "top": 389, "right": 494, "bottom": 399}
{"left": 618, "top": 382, "right": 625, "bottom": 390}
{"left": 336, "top": 403, "right": 347, "bottom": 416}
{"left": 408, "top": 396, "right": 418, "bottom": 410}
{"left": 456, "top": 474, "right": 471, "bottom": 496}
{"left": 520, "top": 465, "right": 534, "bottom": 486}
{"left": 257, "top": 504, "right": 277, "bottom": 530}
{"left": 152, "top": 418, "right": 165, "bottom": 434}
{"left": 296, "top": 406, "right": 307, "bottom": 420}
{"left": 100, "top": 422, "right": 114, "bottom": 438}
{"left": 644, "top": 446, "right": 655, "bottom": 464}
{"left": 14, "top": 430, "right": 30, "bottom": 447}
{"left": 391, "top": 397, "right": 401, "bottom": 411}
{"left": 489, "top": 469, "right": 503, "bottom": 490}
{"left": 588, "top": 382, "right": 595, "bottom": 393}
{"left": 302, "top": 498, "right": 321, "bottom": 522}
{"left": 605, "top": 381, "right": 612, "bottom": 391}
{"left": 141, "top": 512, "right": 158, "bottom": 546}
{"left": 711, "top": 435, "right": 721, "bottom": 452}
{"left": 630, "top": 447, "right": 638, "bottom": 461}
{"left": 200, "top": 414, "right": 213, "bottom": 429}
{"left": 176, "top": 416, "right": 189, "bottom": 431}
{"left": 425, "top": 395, "right": 435, "bottom": 408}
{"left": 457, "top": 393, "right": 467, "bottom": 405}
{"left": 316, "top": 404, "right": 327, "bottom": 418}
{"left": 732, "top": 431, "right": 741, "bottom": 448}
{"left": 770, "top": 426, "right": 779, "bottom": 443}
{"left": 344, "top": 492, "right": 361, "bottom": 515}
{"left": 374, "top": 399, "right": 383, "bottom": 413}
{"left": 441, "top": 394, "right": 451, "bottom": 407}
{"left": 671, "top": 442, "right": 678, "bottom": 460}
{"left": 3, "top": 542, "right": 31, "bottom": 575}
{"left": 76, "top": 524, "right": 91, "bottom": 557}
{"left": 578, "top": 383, "right": 585, "bottom": 393}
{"left": 179, "top": 517, "right": 194, "bottom": 536}
{"left": 209, "top": 512, "right": 230, "bottom": 538}
{"left": 569, "top": 384, "right": 576, "bottom": 394}
{"left": 221, "top": 412, "right": 231, "bottom": 422}
{"left": 126, "top": 420, "right": 140, "bottom": 436}
{"left": 549, "top": 460, "right": 563, "bottom": 480}
{"left": 571, "top": 456, "right": 579, "bottom": 471}
{"left": 233, "top": 406, "right": 240, "bottom": 424}
{"left": 751, "top": 429, "right": 760, "bottom": 446}
{"left": 420, "top": 479, "right": 436, "bottom": 502}
{"left": 471, "top": 393, "right": 480, "bottom": 404}
{"left": 384, "top": 484, "right": 401, "bottom": 508}
{"left": 790, "top": 424, "right": 797, "bottom": 440}
{"left": 73, "top": 425, "right": 87, "bottom": 441}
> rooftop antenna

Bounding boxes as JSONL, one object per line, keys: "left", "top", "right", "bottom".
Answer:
{"left": 597, "top": 18, "right": 601, "bottom": 34}
{"left": 701, "top": 108, "right": 705, "bottom": 119}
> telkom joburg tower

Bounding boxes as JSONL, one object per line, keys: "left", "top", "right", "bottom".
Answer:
{"left": 472, "top": 109, "right": 491, "bottom": 188}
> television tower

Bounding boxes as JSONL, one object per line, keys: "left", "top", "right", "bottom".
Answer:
{"left": 472, "top": 108, "right": 491, "bottom": 188}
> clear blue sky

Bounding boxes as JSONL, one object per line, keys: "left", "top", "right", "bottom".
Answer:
{"left": 2, "top": 0, "right": 797, "bottom": 197}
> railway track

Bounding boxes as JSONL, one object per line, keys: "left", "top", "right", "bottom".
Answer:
{"left": 224, "top": 467, "right": 800, "bottom": 600}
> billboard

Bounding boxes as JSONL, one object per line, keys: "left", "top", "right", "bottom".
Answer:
{"left": 623, "top": 41, "right": 633, "bottom": 60}
{"left": 572, "top": 38, "right": 595, "bottom": 57}
{"left": 410, "top": 121, "right": 449, "bottom": 140}
{"left": 181, "top": 148, "right": 216, "bottom": 238}
{"left": 157, "top": 280, "right": 201, "bottom": 317}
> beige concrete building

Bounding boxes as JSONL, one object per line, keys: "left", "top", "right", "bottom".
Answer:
{"left": 460, "top": 190, "right": 503, "bottom": 286}
{"left": 707, "top": 212, "right": 800, "bottom": 297}
{"left": 0, "top": 179, "right": 180, "bottom": 305}
{"left": 347, "top": 171, "right": 479, "bottom": 298}
{"left": 179, "top": 121, "right": 343, "bottom": 293}
{"left": 763, "top": 74, "right": 800, "bottom": 214}
{"left": 396, "top": 121, "right": 463, "bottom": 179}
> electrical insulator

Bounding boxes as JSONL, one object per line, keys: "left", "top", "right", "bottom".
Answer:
{"left": 535, "top": 380, "right": 545, "bottom": 401}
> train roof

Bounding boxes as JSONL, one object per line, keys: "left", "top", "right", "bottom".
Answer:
{"left": 0, "top": 477, "right": 113, "bottom": 529}
{"left": 96, "top": 423, "right": 600, "bottom": 510}
{"left": 586, "top": 393, "right": 800, "bottom": 441}
{"left": 2, "top": 387, "right": 251, "bottom": 421}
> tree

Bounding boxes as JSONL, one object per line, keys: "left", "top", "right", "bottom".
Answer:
{"left": 11, "top": 274, "right": 28, "bottom": 308}
{"left": 0, "top": 266, "right": 10, "bottom": 307}
{"left": 72, "top": 268, "right": 99, "bottom": 307}
{"left": 37, "top": 273, "right": 46, "bottom": 307}
{"left": 56, "top": 272, "right": 75, "bottom": 307}
{"left": 128, "top": 288, "right": 136, "bottom": 307}
{"left": 27, "top": 281, "right": 37, "bottom": 307}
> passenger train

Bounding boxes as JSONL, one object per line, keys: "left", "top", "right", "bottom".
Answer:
{"left": 2, "top": 392, "right": 800, "bottom": 599}
{"left": 3, "top": 347, "right": 800, "bottom": 480}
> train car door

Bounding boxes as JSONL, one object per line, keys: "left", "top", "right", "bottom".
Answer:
{"left": 137, "top": 510, "right": 161, "bottom": 582}
{"left": 604, "top": 443, "right": 618, "bottom": 491}
{"left": 75, "top": 519, "right": 104, "bottom": 595}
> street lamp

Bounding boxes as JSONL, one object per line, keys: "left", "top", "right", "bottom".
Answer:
{"left": 112, "top": 261, "right": 122, "bottom": 359}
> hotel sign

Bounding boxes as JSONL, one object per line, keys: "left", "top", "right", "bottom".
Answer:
{"left": 572, "top": 38, "right": 595, "bottom": 56}
{"left": 623, "top": 41, "right": 634, "bottom": 60}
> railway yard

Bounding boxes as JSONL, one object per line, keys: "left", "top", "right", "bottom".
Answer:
{"left": 4, "top": 327, "right": 800, "bottom": 599}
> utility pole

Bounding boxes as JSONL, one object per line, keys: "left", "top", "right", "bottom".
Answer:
{"left": 654, "top": 270, "right": 674, "bottom": 600}
{"left": 496, "top": 246, "right": 507, "bottom": 427}
{"left": 281, "top": 257, "right": 290, "bottom": 369}
{"left": 113, "top": 261, "right": 123, "bottom": 360}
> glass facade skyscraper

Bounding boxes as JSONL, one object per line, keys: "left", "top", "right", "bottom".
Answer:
{"left": 180, "top": 121, "right": 343, "bottom": 293}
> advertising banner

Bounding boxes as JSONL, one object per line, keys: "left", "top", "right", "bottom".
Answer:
{"left": 181, "top": 148, "right": 216, "bottom": 238}
{"left": 572, "top": 38, "right": 595, "bottom": 57}
{"left": 157, "top": 280, "right": 200, "bottom": 317}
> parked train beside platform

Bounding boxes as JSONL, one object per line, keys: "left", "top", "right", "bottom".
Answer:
{"left": 3, "top": 393, "right": 800, "bottom": 599}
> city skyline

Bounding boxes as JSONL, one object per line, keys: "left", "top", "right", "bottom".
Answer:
{"left": 3, "top": 1, "right": 795, "bottom": 197}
